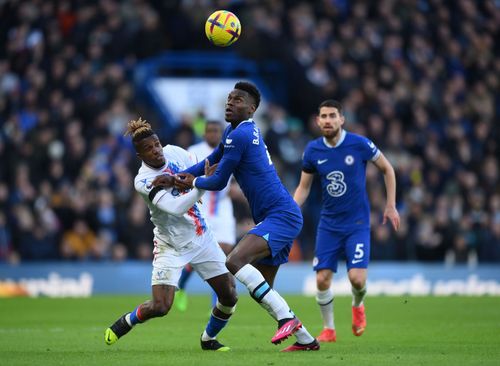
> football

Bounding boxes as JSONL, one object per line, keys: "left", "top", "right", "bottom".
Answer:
{"left": 205, "top": 10, "right": 241, "bottom": 47}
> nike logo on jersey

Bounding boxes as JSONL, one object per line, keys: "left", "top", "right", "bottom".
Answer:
{"left": 226, "top": 138, "right": 233, "bottom": 144}
{"left": 318, "top": 159, "right": 328, "bottom": 165}
{"left": 351, "top": 259, "right": 363, "bottom": 264}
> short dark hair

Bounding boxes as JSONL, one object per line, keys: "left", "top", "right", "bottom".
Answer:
{"left": 234, "top": 81, "right": 261, "bottom": 109}
{"left": 318, "top": 99, "right": 343, "bottom": 114}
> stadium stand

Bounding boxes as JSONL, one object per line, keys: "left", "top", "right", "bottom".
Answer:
{"left": 0, "top": 0, "right": 498, "bottom": 265}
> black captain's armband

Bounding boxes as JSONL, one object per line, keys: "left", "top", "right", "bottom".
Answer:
{"left": 148, "top": 186, "right": 164, "bottom": 202}
{"left": 302, "top": 167, "right": 315, "bottom": 174}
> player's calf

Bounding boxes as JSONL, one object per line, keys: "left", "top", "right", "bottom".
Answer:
{"left": 105, "top": 313, "right": 132, "bottom": 345}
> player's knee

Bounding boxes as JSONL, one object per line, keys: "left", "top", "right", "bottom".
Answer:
{"left": 152, "top": 300, "right": 171, "bottom": 317}
{"left": 316, "top": 273, "right": 331, "bottom": 290}
{"left": 226, "top": 283, "right": 238, "bottom": 307}
{"left": 350, "top": 276, "right": 365, "bottom": 290}
{"left": 220, "top": 292, "right": 238, "bottom": 308}
{"left": 225, "top": 257, "right": 243, "bottom": 275}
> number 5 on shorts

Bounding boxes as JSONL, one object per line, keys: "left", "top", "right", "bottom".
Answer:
{"left": 354, "top": 243, "right": 364, "bottom": 259}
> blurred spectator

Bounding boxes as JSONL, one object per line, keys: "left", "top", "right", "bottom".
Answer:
{"left": 61, "top": 218, "right": 98, "bottom": 260}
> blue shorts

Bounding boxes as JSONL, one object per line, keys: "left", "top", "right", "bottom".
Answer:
{"left": 249, "top": 210, "right": 303, "bottom": 266}
{"left": 314, "top": 226, "right": 370, "bottom": 273}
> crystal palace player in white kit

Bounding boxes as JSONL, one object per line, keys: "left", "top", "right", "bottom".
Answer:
{"left": 174, "top": 121, "right": 237, "bottom": 311}
{"left": 188, "top": 121, "right": 236, "bottom": 250}
{"left": 104, "top": 118, "right": 237, "bottom": 351}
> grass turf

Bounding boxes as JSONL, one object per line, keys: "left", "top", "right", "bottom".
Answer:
{"left": 0, "top": 295, "right": 499, "bottom": 365}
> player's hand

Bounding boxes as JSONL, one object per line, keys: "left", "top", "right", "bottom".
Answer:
{"left": 152, "top": 174, "right": 174, "bottom": 188}
{"left": 383, "top": 206, "right": 400, "bottom": 231}
{"left": 174, "top": 173, "right": 195, "bottom": 190}
{"left": 204, "top": 159, "right": 218, "bottom": 177}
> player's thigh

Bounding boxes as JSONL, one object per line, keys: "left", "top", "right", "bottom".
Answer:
{"left": 344, "top": 228, "right": 371, "bottom": 270}
{"left": 316, "top": 268, "right": 334, "bottom": 290}
{"left": 191, "top": 231, "right": 229, "bottom": 281}
{"left": 314, "top": 227, "right": 344, "bottom": 273}
{"left": 227, "top": 234, "right": 271, "bottom": 266}
{"left": 152, "top": 284, "right": 176, "bottom": 307}
{"left": 219, "top": 242, "right": 234, "bottom": 256}
{"left": 250, "top": 212, "right": 302, "bottom": 266}
{"left": 152, "top": 249, "right": 186, "bottom": 288}
{"left": 347, "top": 268, "right": 367, "bottom": 289}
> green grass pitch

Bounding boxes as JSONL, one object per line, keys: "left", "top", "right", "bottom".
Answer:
{"left": 1, "top": 295, "right": 499, "bottom": 365}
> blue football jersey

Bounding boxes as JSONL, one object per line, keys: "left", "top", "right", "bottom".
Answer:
{"left": 302, "top": 130, "right": 380, "bottom": 229}
{"left": 222, "top": 119, "right": 298, "bottom": 224}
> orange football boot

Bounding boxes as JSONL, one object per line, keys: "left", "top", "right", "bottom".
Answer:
{"left": 352, "top": 304, "right": 366, "bottom": 336}
{"left": 317, "top": 328, "right": 337, "bottom": 342}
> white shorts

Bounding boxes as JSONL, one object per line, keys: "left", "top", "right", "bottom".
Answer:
{"left": 151, "top": 230, "right": 228, "bottom": 287}
{"left": 209, "top": 216, "right": 237, "bottom": 246}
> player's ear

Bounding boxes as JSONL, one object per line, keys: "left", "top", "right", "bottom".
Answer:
{"left": 340, "top": 114, "right": 345, "bottom": 125}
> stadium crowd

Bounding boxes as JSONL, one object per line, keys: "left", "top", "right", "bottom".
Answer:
{"left": 0, "top": 0, "right": 498, "bottom": 264}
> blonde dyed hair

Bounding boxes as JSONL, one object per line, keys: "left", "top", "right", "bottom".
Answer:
{"left": 124, "top": 117, "right": 155, "bottom": 143}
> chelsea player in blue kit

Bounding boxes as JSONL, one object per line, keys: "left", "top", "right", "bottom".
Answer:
{"left": 170, "top": 82, "right": 319, "bottom": 352}
{"left": 293, "top": 100, "right": 400, "bottom": 343}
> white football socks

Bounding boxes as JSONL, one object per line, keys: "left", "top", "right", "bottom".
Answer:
{"left": 316, "top": 288, "right": 335, "bottom": 329}
{"left": 287, "top": 309, "right": 315, "bottom": 344}
{"left": 351, "top": 285, "right": 367, "bottom": 307}
{"left": 234, "top": 264, "right": 292, "bottom": 320}
{"left": 125, "top": 313, "right": 133, "bottom": 327}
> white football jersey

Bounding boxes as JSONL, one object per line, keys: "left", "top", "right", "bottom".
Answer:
{"left": 134, "top": 145, "right": 208, "bottom": 250}
{"left": 188, "top": 141, "right": 235, "bottom": 239}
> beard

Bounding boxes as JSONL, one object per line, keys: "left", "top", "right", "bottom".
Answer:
{"left": 323, "top": 127, "right": 340, "bottom": 139}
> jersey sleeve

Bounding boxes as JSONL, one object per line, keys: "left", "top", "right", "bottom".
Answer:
{"left": 135, "top": 173, "right": 205, "bottom": 216}
{"left": 302, "top": 143, "right": 316, "bottom": 174}
{"left": 149, "top": 187, "right": 205, "bottom": 216}
{"left": 359, "top": 136, "right": 381, "bottom": 161}
{"left": 134, "top": 175, "right": 152, "bottom": 196}
{"left": 193, "top": 127, "right": 247, "bottom": 190}
{"left": 193, "top": 157, "right": 238, "bottom": 191}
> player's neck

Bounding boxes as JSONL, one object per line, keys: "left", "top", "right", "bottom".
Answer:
{"left": 231, "top": 116, "right": 253, "bottom": 129}
{"left": 324, "top": 128, "right": 344, "bottom": 147}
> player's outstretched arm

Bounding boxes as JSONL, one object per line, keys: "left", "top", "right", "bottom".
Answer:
{"left": 293, "top": 171, "right": 314, "bottom": 207}
{"left": 149, "top": 185, "right": 205, "bottom": 216}
{"left": 372, "top": 152, "right": 400, "bottom": 231}
{"left": 174, "top": 160, "right": 218, "bottom": 190}
{"left": 193, "top": 157, "right": 238, "bottom": 191}
{"left": 183, "top": 143, "right": 224, "bottom": 177}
